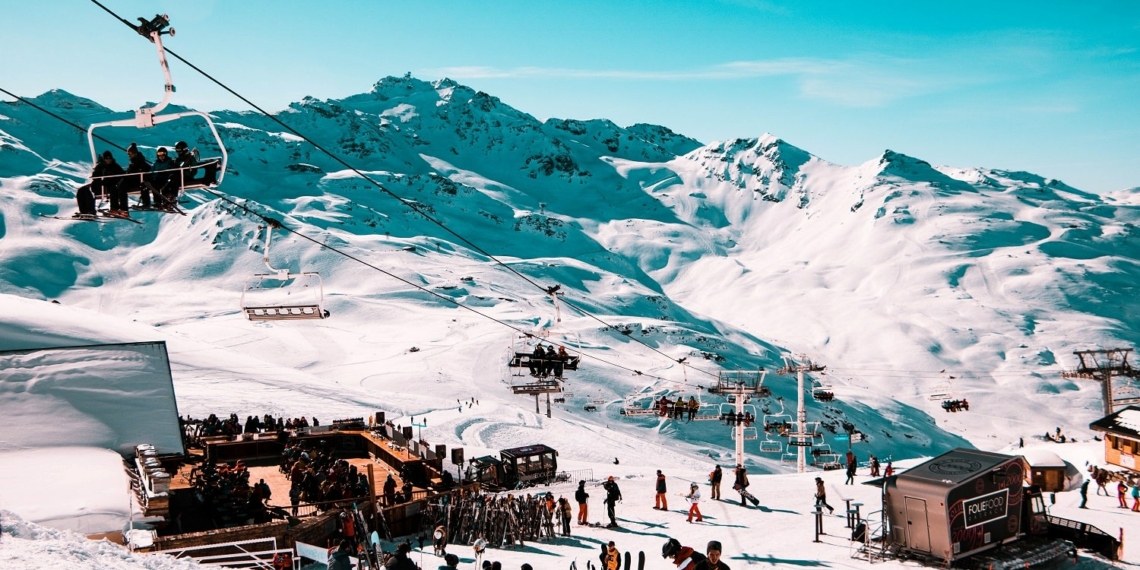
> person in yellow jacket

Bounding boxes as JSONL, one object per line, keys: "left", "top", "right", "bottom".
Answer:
{"left": 605, "top": 541, "right": 621, "bottom": 570}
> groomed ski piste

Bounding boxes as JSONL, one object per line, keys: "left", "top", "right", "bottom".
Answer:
{"left": 2, "top": 41, "right": 1140, "bottom": 570}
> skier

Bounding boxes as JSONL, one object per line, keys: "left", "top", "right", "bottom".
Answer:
{"left": 1117, "top": 480, "right": 1129, "bottom": 509}
{"left": 814, "top": 477, "right": 834, "bottom": 514}
{"left": 695, "top": 541, "right": 730, "bottom": 570}
{"left": 685, "top": 482, "right": 703, "bottom": 523}
{"left": 603, "top": 476, "right": 622, "bottom": 527}
{"left": 121, "top": 142, "right": 151, "bottom": 210}
{"left": 687, "top": 396, "right": 699, "bottom": 422}
{"left": 529, "top": 345, "right": 546, "bottom": 376}
{"left": 75, "top": 150, "right": 124, "bottom": 217}
{"left": 710, "top": 465, "right": 722, "bottom": 500}
{"left": 662, "top": 537, "right": 706, "bottom": 570}
{"left": 655, "top": 470, "right": 669, "bottom": 510}
{"left": 432, "top": 525, "right": 448, "bottom": 556}
{"left": 604, "top": 541, "right": 621, "bottom": 570}
{"left": 733, "top": 465, "right": 749, "bottom": 506}
{"left": 1095, "top": 467, "right": 1110, "bottom": 496}
{"left": 575, "top": 480, "right": 589, "bottom": 525}
{"left": 557, "top": 496, "right": 573, "bottom": 535}
{"left": 1079, "top": 478, "right": 1089, "bottom": 509}
{"left": 148, "top": 146, "right": 178, "bottom": 208}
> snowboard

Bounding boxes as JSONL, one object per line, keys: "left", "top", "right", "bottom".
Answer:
{"left": 739, "top": 488, "right": 760, "bottom": 506}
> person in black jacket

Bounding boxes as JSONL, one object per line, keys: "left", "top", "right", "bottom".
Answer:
{"left": 710, "top": 465, "right": 723, "bottom": 500}
{"left": 575, "top": 480, "right": 589, "bottom": 525}
{"left": 120, "top": 143, "right": 151, "bottom": 210}
{"left": 603, "top": 476, "right": 622, "bottom": 528}
{"left": 694, "top": 541, "right": 731, "bottom": 570}
{"left": 147, "top": 146, "right": 178, "bottom": 208}
{"left": 75, "top": 150, "right": 124, "bottom": 217}
{"left": 655, "top": 470, "right": 668, "bottom": 510}
{"left": 733, "top": 465, "right": 749, "bottom": 506}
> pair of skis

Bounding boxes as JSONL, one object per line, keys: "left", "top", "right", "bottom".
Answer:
{"left": 41, "top": 212, "right": 143, "bottom": 224}
{"left": 579, "top": 551, "right": 645, "bottom": 570}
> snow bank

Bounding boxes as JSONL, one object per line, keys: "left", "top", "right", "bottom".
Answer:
{"left": 0, "top": 447, "right": 136, "bottom": 534}
{"left": 0, "top": 509, "right": 200, "bottom": 570}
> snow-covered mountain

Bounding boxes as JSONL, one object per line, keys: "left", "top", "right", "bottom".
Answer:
{"left": 2, "top": 76, "right": 1138, "bottom": 471}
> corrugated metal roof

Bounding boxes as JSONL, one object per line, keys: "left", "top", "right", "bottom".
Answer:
{"left": 1089, "top": 406, "right": 1140, "bottom": 439}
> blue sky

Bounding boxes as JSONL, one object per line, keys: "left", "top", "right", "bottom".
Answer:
{"left": 2, "top": 0, "right": 1138, "bottom": 191}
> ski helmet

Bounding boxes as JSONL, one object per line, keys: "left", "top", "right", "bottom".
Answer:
{"left": 662, "top": 538, "right": 681, "bottom": 558}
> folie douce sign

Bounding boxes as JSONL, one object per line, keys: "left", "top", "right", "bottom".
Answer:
{"left": 963, "top": 488, "right": 1008, "bottom": 528}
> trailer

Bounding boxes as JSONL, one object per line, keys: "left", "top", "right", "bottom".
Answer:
{"left": 883, "top": 449, "right": 1041, "bottom": 563}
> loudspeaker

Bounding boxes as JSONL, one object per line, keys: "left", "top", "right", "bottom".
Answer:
{"left": 435, "top": 444, "right": 447, "bottom": 458}
{"left": 375, "top": 411, "right": 385, "bottom": 424}
{"left": 402, "top": 426, "right": 413, "bottom": 440}
{"left": 451, "top": 448, "right": 464, "bottom": 465}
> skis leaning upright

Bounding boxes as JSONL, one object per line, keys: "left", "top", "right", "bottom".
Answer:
{"left": 638, "top": 551, "right": 645, "bottom": 570}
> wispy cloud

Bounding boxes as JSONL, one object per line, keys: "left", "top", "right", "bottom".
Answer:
{"left": 425, "top": 55, "right": 991, "bottom": 107}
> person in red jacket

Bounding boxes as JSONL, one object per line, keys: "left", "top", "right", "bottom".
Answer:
{"left": 655, "top": 470, "right": 669, "bottom": 510}
{"left": 663, "top": 537, "right": 706, "bottom": 570}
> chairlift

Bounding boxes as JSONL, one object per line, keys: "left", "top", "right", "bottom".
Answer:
{"left": 732, "top": 427, "right": 759, "bottom": 441}
{"left": 619, "top": 396, "right": 658, "bottom": 417}
{"left": 780, "top": 452, "right": 798, "bottom": 464}
{"left": 506, "top": 285, "right": 582, "bottom": 380}
{"left": 85, "top": 15, "right": 227, "bottom": 202}
{"left": 241, "top": 223, "right": 329, "bottom": 321}
{"left": 692, "top": 402, "right": 721, "bottom": 421}
{"left": 763, "top": 412, "right": 792, "bottom": 435}
{"left": 814, "top": 452, "right": 843, "bottom": 470}
{"left": 759, "top": 432, "right": 783, "bottom": 453}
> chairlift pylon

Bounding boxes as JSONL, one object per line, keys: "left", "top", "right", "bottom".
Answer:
{"left": 86, "top": 14, "right": 228, "bottom": 193}
{"left": 241, "top": 223, "right": 329, "bottom": 321}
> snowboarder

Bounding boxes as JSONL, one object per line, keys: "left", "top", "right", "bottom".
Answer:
{"left": 575, "top": 480, "right": 590, "bottom": 525}
{"left": 695, "top": 541, "right": 730, "bottom": 570}
{"left": 655, "top": 470, "right": 669, "bottom": 510}
{"left": 814, "top": 477, "right": 834, "bottom": 514}
{"left": 603, "top": 476, "right": 622, "bottom": 527}
{"left": 733, "top": 465, "right": 749, "bottom": 506}
{"left": 662, "top": 537, "right": 706, "bottom": 570}
{"left": 710, "top": 465, "right": 722, "bottom": 500}
{"left": 685, "top": 482, "right": 703, "bottom": 523}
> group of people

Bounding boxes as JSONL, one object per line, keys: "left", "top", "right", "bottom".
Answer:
{"left": 721, "top": 411, "right": 755, "bottom": 427}
{"left": 190, "top": 457, "right": 273, "bottom": 526}
{"left": 657, "top": 396, "right": 700, "bottom": 420}
{"left": 75, "top": 141, "right": 215, "bottom": 217}
{"left": 813, "top": 391, "right": 835, "bottom": 402}
{"left": 941, "top": 399, "right": 969, "bottom": 412}
{"left": 526, "top": 345, "right": 572, "bottom": 378}
{"left": 181, "top": 412, "right": 321, "bottom": 447}
{"left": 281, "top": 440, "right": 372, "bottom": 514}
{"left": 1081, "top": 465, "right": 1140, "bottom": 511}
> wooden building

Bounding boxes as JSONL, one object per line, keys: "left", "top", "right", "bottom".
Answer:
{"left": 1088, "top": 405, "right": 1140, "bottom": 472}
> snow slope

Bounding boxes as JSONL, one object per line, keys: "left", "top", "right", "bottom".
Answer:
{"left": 1, "top": 76, "right": 1139, "bottom": 568}
{"left": 0, "top": 77, "right": 1137, "bottom": 472}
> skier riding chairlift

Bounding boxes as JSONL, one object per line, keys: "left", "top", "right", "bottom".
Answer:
{"left": 77, "top": 14, "right": 227, "bottom": 219}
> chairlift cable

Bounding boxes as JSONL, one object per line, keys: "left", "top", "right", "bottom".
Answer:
{"left": 0, "top": 85, "right": 677, "bottom": 384}
{"left": 86, "top": 0, "right": 720, "bottom": 380}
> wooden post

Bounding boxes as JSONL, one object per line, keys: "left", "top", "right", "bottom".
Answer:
{"left": 367, "top": 463, "right": 378, "bottom": 532}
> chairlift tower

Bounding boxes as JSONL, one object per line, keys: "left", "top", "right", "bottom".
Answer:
{"left": 777, "top": 355, "right": 826, "bottom": 474}
{"left": 1061, "top": 348, "right": 1140, "bottom": 415}
{"left": 715, "top": 369, "right": 768, "bottom": 467}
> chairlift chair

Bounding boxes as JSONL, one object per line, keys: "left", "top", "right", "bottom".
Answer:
{"left": 780, "top": 452, "right": 798, "bottom": 463}
{"left": 759, "top": 433, "right": 783, "bottom": 453}
{"left": 241, "top": 224, "right": 329, "bottom": 321}
{"left": 692, "top": 402, "right": 721, "bottom": 421}
{"left": 85, "top": 15, "right": 228, "bottom": 201}
{"left": 732, "top": 427, "right": 759, "bottom": 441}
{"left": 619, "top": 396, "right": 658, "bottom": 417}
